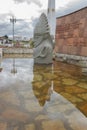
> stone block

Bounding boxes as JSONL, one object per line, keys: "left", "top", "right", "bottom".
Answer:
{"left": 42, "top": 120, "right": 65, "bottom": 130}
{"left": 62, "top": 46, "right": 68, "bottom": 54}
{"left": 0, "top": 123, "right": 7, "bottom": 130}
{"left": 81, "top": 47, "right": 87, "bottom": 56}
{"left": 25, "top": 124, "right": 35, "bottom": 130}
{"left": 73, "top": 29, "right": 79, "bottom": 37}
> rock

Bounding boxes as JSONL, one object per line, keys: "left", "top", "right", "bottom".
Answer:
{"left": 33, "top": 13, "right": 53, "bottom": 64}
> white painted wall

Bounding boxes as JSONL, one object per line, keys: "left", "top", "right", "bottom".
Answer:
{"left": 47, "top": 0, "right": 56, "bottom": 39}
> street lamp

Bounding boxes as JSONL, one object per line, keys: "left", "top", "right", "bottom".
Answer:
{"left": 10, "top": 16, "right": 17, "bottom": 74}
{"left": 10, "top": 16, "right": 16, "bottom": 45}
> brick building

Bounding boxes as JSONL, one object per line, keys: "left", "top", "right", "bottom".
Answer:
{"left": 55, "top": 7, "right": 87, "bottom": 67}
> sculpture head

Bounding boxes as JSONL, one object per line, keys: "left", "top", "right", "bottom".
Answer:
{"left": 33, "top": 13, "right": 51, "bottom": 47}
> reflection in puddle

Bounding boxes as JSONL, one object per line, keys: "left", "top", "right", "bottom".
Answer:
{"left": 0, "top": 58, "right": 87, "bottom": 130}
{"left": 11, "top": 58, "right": 17, "bottom": 74}
{"left": 32, "top": 62, "right": 87, "bottom": 116}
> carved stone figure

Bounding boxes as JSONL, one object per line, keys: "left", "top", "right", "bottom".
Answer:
{"left": 33, "top": 13, "right": 53, "bottom": 64}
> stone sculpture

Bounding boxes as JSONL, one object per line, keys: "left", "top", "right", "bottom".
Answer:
{"left": 33, "top": 13, "right": 53, "bottom": 64}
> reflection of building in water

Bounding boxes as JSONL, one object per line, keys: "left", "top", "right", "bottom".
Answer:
{"left": 11, "top": 58, "right": 17, "bottom": 74}
{"left": 32, "top": 64, "right": 53, "bottom": 106}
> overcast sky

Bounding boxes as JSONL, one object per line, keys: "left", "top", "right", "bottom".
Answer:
{"left": 0, "top": 0, "right": 87, "bottom": 39}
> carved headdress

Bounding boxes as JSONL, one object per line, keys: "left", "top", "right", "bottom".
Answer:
{"left": 34, "top": 13, "right": 50, "bottom": 36}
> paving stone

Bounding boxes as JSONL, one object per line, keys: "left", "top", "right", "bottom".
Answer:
{"left": 79, "top": 103, "right": 87, "bottom": 116}
{"left": 62, "top": 78, "right": 78, "bottom": 85}
{"left": 33, "top": 74, "right": 43, "bottom": 81}
{"left": 0, "top": 122, "right": 7, "bottom": 130}
{"left": 25, "top": 100, "right": 43, "bottom": 112}
{"left": 0, "top": 91, "right": 20, "bottom": 106}
{"left": 77, "top": 93, "right": 87, "bottom": 100}
{"left": 68, "top": 111, "right": 87, "bottom": 130}
{"left": 19, "top": 90, "right": 34, "bottom": 99}
{"left": 64, "top": 86, "right": 87, "bottom": 94}
{"left": 60, "top": 92, "right": 83, "bottom": 103}
{"left": 42, "top": 120, "right": 66, "bottom": 130}
{"left": 25, "top": 124, "right": 35, "bottom": 130}
{"left": 35, "top": 115, "right": 49, "bottom": 121}
{"left": 77, "top": 82, "right": 87, "bottom": 89}
{"left": 42, "top": 73, "right": 58, "bottom": 80}
{"left": 14, "top": 127, "right": 19, "bottom": 130}
{"left": 2, "top": 108, "right": 29, "bottom": 122}
{"left": 32, "top": 81, "right": 48, "bottom": 89}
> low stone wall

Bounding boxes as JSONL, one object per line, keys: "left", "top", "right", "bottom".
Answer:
{"left": 55, "top": 53, "right": 87, "bottom": 67}
{"left": 3, "top": 48, "right": 33, "bottom": 54}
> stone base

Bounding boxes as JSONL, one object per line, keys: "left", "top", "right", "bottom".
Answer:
{"left": 55, "top": 53, "right": 87, "bottom": 67}
{"left": 34, "top": 57, "right": 53, "bottom": 64}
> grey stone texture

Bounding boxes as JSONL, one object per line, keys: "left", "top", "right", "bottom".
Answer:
{"left": 33, "top": 13, "right": 53, "bottom": 64}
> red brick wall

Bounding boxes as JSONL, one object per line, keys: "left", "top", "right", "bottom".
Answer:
{"left": 55, "top": 7, "right": 87, "bottom": 56}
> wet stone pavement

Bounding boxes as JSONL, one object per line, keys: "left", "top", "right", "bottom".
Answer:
{"left": 0, "top": 58, "right": 87, "bottom": 130}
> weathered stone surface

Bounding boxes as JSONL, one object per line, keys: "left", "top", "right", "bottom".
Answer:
{"left": 19, "top": 90, "right": 34, "bottom": 99}
{"left": 60, "top": 92, "right": 83, "bottom": 103}
{"left": 62, "top": 78, "right": 78, "bottom": 85}
{"left": 77, "top": 93, "right": 87, "bottom": 100}
{"left": 25, "top": 124, "right": 35, "bottom": 130}
{"left": 14, "top": 127, "right": 19, "bottom": 130}
{"left": 79, "top": 103, "right": 87, "bottom": 116}
{"left": 33, "top": 13, "right": 53, "bottom": 64}
{"left": 55, "top": 7, "right": 87, "bottom": 57}
{"left": 3, "top": 48, "right": 33, "bottom": 54}
{"left": 35, "top": 115, "right": 48, "bottom": 121}
{"left": 68, "top": 111, "right": 87, "bottom": 130}
{"left": 0, "top": 123, "right": 7, "bottom": 130}
{"left": 2, "top": 109, "right": 29, "bottom": 122}
{"left": 25, "top": 100, "right": 43, "bottom": 112}
{"left": 77, "top": 82, "right": 87, "bottom": 89}
{"left": 64, "top": 86, "right": 87, "bottom": 93}
{"left": 0, "top": 91, "right": 20, "bottom": 106}
{"left": 42, "top": 120, "right": 65, "bottom": 130}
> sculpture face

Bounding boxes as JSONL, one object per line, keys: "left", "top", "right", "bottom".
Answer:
{"left": 33, "top": 13, "right": 53, "bottom": 64}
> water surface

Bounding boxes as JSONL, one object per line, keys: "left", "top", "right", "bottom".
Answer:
{"left": 0, "top": 58, "right": 87, "bottom": 130}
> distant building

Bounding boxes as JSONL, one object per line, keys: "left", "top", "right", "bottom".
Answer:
{"left": 0, "top": 36, "right": 13, "bottom": 47}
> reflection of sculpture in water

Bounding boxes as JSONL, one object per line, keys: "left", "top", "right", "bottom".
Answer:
{"left": 33, "top": 13, "right": 53, "bottom": 64}
{"left": 11, "top": 58, "right": 17, "bottom": 75}
{"left": 32, "top": 64, "right": 53, "bottom": 106}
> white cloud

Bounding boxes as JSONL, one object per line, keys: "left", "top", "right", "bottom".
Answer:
{"left": 0, "top": 0, "right": 86, "bottom": 38}
{"left": 56, "top": 0, "right": 87, "bottom": 17}
{"left": 13, "top": 0, "right": 42, "bottom": 7}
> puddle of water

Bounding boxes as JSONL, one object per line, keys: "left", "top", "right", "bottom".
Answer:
{"left": 0, "top": 58, "right": 87, "bottom": 130}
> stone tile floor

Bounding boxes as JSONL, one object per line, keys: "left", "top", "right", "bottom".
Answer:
{"left": 0, "top": 58, "right": 87, "bottom": 130}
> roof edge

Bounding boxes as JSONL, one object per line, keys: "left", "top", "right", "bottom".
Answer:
{"left": 56, "top": 6, "right": 87, "bottom": 19}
